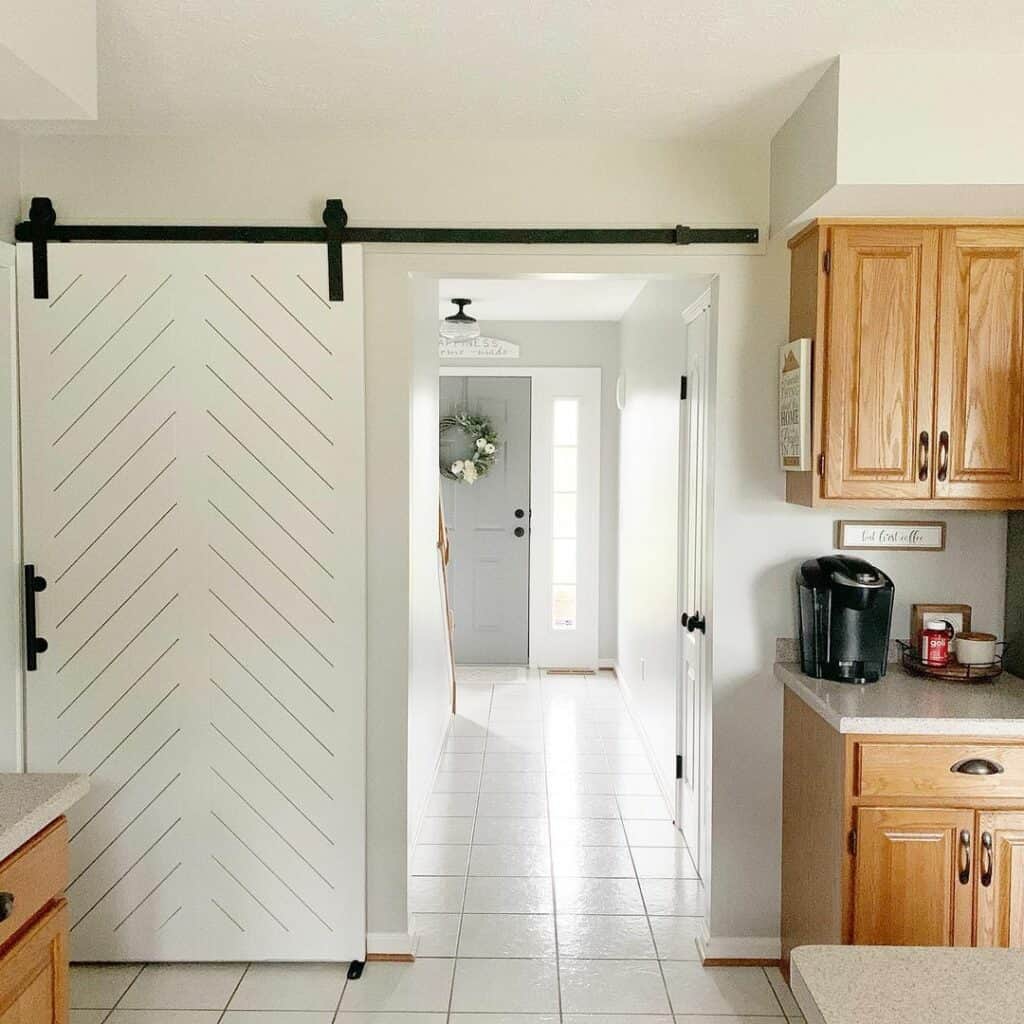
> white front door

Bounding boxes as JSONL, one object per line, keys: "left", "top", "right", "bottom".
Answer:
{"left": 678, "top": 299, "right": 712, "bottom": 873}
{"left": 17, "top": 241, "right": 366, "bottom": 961}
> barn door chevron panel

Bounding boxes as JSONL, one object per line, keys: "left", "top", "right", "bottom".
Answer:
{"left": 17, "top": 243, "right": 366, "bottom": 962}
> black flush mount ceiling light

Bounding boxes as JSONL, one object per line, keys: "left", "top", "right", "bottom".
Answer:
{"left": 439, "top": 298, "right": 481, "bottom": 341}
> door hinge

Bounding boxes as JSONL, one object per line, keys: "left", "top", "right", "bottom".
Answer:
{"left": 848, "top": 828, "right": 857, "bottom": 856}
{"left": 822, "top": 250, "right": 831, "bottom": 274}
{"left": 676, "top": 754, "right": 683, "bottom": 780}
{"left": 817, "top": 452, "right": 825, "bottom": 476}
{"left": 680, "top": 376, "right": 688, "bottom": 400}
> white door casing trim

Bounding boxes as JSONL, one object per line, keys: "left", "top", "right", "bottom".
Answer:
{"left": 0, "top": 241, "right": 23, "bottom": 772}
{"left": 440, "top": 366, "right": 601, "bottom": 670}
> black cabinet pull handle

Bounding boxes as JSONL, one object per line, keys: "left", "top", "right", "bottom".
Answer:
{"left": 981, "top": 831, "right": 994, "bottom": 888}
{"left": 951, "top": 758, "right": 1004, "bottom": 776}
{"left": 0, "top": 892, "right": 13, "bottom": 922}
{"left": 918, "top": 430, "right": 930, "bottom": 481}
{"left": 24, "top": 564, "right": 48, "bottom": 672}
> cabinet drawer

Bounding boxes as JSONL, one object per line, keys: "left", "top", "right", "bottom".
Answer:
{"left": 856, "top": 743, "right": 1024, "bottom": 799}
{"left": 0, "top": 819, "right": 67, "bottom": 952}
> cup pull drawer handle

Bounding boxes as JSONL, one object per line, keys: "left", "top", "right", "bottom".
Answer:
{"left": 951, "top": 758, "right": 1005, "bottom": 776}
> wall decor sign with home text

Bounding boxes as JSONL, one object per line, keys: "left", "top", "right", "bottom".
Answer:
{"left": 836, "top": 520, "right": 947, "bottom": 552}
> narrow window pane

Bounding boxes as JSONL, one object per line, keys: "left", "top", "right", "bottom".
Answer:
{"left": 552, "top": 538, "right": 577, "bottom": 584}
{"left": 553, "top": 398, "right": 579, "bottom": 445}
{"left": 553, "top": 447, "right": 578, "bottom": 492}
{"left": 553, "top": 584, "right": 577, "bottom": 630}
{"left": 552, "top": 492, "right": 577, "bottom": 538}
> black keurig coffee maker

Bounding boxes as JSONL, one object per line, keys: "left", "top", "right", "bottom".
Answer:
{"left": 798, "top": 556, "right": 895, "bottom": 684}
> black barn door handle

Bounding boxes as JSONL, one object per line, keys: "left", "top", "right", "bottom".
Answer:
{"left": 24, "top": 564, "right": 48, "bottom": 671}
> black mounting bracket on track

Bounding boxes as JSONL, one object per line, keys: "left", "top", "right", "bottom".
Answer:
{"left": 16, "top": 197, "right": 760, "bottom": 303}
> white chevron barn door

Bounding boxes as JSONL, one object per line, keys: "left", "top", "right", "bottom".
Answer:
{"left": 17, "top": 243, "right": 366, "bottom": 962}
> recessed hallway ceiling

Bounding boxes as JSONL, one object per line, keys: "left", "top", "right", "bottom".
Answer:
{"left": 17, "top": 1, "right": 1024, "bottom": 140}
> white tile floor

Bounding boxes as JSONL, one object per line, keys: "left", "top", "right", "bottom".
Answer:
{"left": 71, "top": 668, "right": 802, "bottom": 1024}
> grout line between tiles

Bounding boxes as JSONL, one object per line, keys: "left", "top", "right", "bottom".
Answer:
{"left": 217, "top": 961, "right": 250, "bottom": 1022}
{"left": 539, "top": 666, "right": 564, "bottom": 1024}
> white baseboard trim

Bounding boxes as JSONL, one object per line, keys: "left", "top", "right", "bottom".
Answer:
{"left": 598, "top": 658, "right": 616, "bottom": 669}
{"left": 366, "top": 931, "right": 419, "bottom": 957}
{"left": 697, "top": 928, "right": 782, "bottom": 963}
{"left": 612, "top": 660, "right": 675, "bottom": 820}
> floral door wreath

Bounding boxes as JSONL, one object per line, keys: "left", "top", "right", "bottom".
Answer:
{"left": 440, "top": 411, "right": 500, "bottom": 484}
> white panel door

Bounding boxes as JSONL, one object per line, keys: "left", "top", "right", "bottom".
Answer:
{"left": 17, "top": 242, "right": 366, "bottom": 962}
{"left": 677, "top": 299, "right": 711, "bottom": 875}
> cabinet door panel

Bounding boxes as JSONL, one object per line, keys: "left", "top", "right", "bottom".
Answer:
{"left": 0, "top": 902, "right": 67, "bottom": 1024}
{"left": 936, "top": 228, "right": 1024, "bottom": 500}
{"left": 853, "top": 807, "right": 973, "bottom": 947}
{"left": 824, "top": 227, "right": 938, "bottom": 500}
{"left": 976, "top": 811, "right": 1024, "bottom": 948}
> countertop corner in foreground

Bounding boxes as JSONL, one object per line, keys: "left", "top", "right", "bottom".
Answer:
{"left": 791, "top": 944, "right": 1024, "bottom": 1024}
{"left": 775, "top": 660, "right": 1024, "bottom": 736}
{"left": 0, "top": 772, "right": 89, "bottom": 861}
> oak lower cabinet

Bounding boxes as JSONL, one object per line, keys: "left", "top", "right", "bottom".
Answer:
{"left": 787, "top": 219, "right": 1024, "bottom": 509}
{"left": 781, "top": 689, "right": 1024, "bottom": 966}
{"left": 852, "top": 807, "right": 974, "bottom": 947}
{"left": 0, "top": 821, "right": 70, "bottom": 1024}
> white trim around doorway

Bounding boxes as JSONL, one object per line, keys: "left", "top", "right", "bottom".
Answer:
{"left": 440, "top": 366, "right": 601, "bottom": 670}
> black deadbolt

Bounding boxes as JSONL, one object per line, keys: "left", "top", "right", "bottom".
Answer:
{"left": 514, "top": 508, "right": 525, "bottom": 518}
{"left": 514, "top": 526, "right": 525, "bottom": 538}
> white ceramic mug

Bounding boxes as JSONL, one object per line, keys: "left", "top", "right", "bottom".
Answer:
{"left": 955, "top": 631, "right": 998, "bottom": 666}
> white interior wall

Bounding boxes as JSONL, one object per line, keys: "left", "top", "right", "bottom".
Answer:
{"left": 441, "top": 319, "right": 620, "bottom": 661}
{"left": 408, "top": 278, "right": 454, "bottom": 867}
{"left": 6, "top": 132, "right": 1010, "bottom": 954}
{"left": 616, "top": 278, "right": 710, "bottom": 801}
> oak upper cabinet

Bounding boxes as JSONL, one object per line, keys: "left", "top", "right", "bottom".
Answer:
{"left": 975, "top": 811, "right": 1024, "bottom": 948}
{"left": 935, "top": 228, "right": 1024, "bottom": 502}
{"left": 787, "top": 219, "right": 1024, "bottom": 509}
{"left": 853, "top": 806, "right": 974, "bottom": 947}
{"left": 824, "top": 226, "right": 938, "bottom": 501}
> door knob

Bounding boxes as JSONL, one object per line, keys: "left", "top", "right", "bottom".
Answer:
{"left": 685, "top": 612, "right": 706, "bottom": 634}
{"left": 514, "top": 526, "right": 525, "bottom": 538}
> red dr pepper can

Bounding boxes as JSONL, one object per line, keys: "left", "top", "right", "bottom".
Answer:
{"left": 921, "top": 620, "right": 953, "bottom": 666}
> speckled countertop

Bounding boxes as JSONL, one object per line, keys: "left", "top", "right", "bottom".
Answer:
{"left": 776, "top": 660, "right": 1024, "bottom": 736}
{"left": 0, "top": 773, "right": 89, "bottom": 861}
{"left": 791, "top": 945, "right": 1024, "bottom": 1024}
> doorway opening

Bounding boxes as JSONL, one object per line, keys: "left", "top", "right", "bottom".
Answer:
{"left": 408, "top": 270, "right": 720, "bottom": 967}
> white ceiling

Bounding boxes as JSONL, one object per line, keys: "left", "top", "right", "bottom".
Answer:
{"left": 439, "top": 278, "right": 648, "bottom": 321}
{"left": 16, "top": 1, "right": 1024, "bottom": 141}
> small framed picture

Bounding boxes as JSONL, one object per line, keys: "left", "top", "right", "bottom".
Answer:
{"left": 779, "top": 338, "right": 812, "bottom": 471}
{"left": 911, "top": 603, "right": 972, "bottom": 645}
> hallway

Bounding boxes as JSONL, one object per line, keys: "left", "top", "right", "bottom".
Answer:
{"left": 67, "top": 669, "right": 801, "bottom": 1022}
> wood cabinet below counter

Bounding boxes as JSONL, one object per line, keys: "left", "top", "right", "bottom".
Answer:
{"left": 787, "top": 220, "right": 1024, "bottom": 509}
{"left": 0, "top": 820, "right": 69, "bottom": 1024}
{"left": 782, "top": 689, "right": 1024, "bottom": 964}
